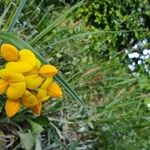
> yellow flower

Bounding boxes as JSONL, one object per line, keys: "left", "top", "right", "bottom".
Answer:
{"left": 0, "top": 43, "right": 18, "bottom": 61}
{"left": 21, "top": 90, "right": 39, "bottom": 108}
{"left": 39, "top": 78, "right": 62, "bottom": 100}
{"left": 40, "top": 78, "right": 62, "bottom": 98}
{"left": 5, "top": 49, "right": 39, "bottom": 73}
{"left": 4, "top": 90, "right": 39, "bottom": 118}
{"left": 47, "top": 82, "right": 62, "bottom": 98}
{"left": 38, "top": 64, "right": 58, "bottom": 78}
{"left": 0, "top": 69, "right": 26, "bottom": 100}
{"left": 0, "top": 44, "right": 40, "bottom": 73}
{"left": 30, "top": 79, "right": 62, "bottom": 115}
{"left": 0, "top": 43, "right": 62, "bottom": 118}
{"left": 5, "top": 99, "right": 21, "bottom": 118}
{"left": 24, "top": 64, "right": 58, "bottom": 90}
{"left": 30, "top": 89, "right": 49, "bottom": 116}
{"left": 28, "top": 79, "right": 52, "bottom": 115}
{"left": 5, "top": 90, "right": 40, "bottom": 118}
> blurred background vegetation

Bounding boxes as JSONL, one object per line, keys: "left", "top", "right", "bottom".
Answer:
{"left": 0, "top": 0, "right": 150, "bottom": 149}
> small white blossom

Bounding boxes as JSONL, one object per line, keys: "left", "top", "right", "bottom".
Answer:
{"left": 128, "top": 64, "right": 135, "bottom": 71}
{"left": 132, "top": 62, "right": 136, "bottom": 66}
{"left": 144, "top": 55, "right": 149, "bottom": 59}
{"left": 142, "top": 39, "right": 147, "bottom": 45}
{"left": 125, "top": 49, "right": 128, "bottom": 54}
{"left": 143, "top": 49, "right": 149, "bottom": 55}
{"left": 133, "top": 44, "right": 138, "bottom": 49}
{"left": 138, "top": 60, "right": 142, "bottom": 65}
{"left": 128, "top": 52, "right": 139, "bottom": 58}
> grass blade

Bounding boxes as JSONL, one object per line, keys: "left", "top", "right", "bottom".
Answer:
{"left": 7, "top": 0, "right": 27, "bottom": 32}
{"left": 55, "top": 74, "right": 88, "bottom": 112}
{"left": 0, "top": 31, "right": 88, "bottom": 113}
{"left": 0, "top": 2, "right": 13, "bottom": 29}
{"left": 29, "top": 0, "right": 84, "bottom": 46}
{"left": 44, "top": 29, "right": 148, "bottom": 47}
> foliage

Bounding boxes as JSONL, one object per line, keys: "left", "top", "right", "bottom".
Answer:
{"left": 0, "top": 0, "right": 150, "bottom": 149}
{"left": 75, "top": 0, "right": 150, "bottom": 58}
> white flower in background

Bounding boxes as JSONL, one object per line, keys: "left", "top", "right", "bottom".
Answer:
{"left": 133, "top": 44, "right": 138, "bottom": 49}
{"left": 127, "top": 39, "right": 150, "bottom": 74}
{"left": 128, "top": 64, "right": 135, "bottom": 71}
{"left": 142, "top": 39, "right": 147, "bottom": 45}
{"left": 128, "top": 52, "right": 140, "bottom": 58}
{"left": 140, "top": 55, "right": 145, "bottom": 60}
{"left": 138, "top": 60, "right": 142, "bottom": 65}
{"left": 143, "top": 49, "right": 149, "bottom": 55}
{"left": 144, "top": 55, "right": 149, "bottom": 59}
{"left": 125, "top": 49, "right": 128, "bottom": 54}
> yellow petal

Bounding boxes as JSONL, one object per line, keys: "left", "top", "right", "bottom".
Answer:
{"left": 39, "top": 64, "right": 58, "bottom": 78}
{"left": 38, "top": 89, "right": 49, "bottom": 102}
{"left": 0, "top": 69, "right": 25, "bottom": 82}
{"left": 30, "top": 102, "right": 42, "bottom": 116}
{"left": 0, "top": 79, "right": 9, "bottom": 94}
{"left": 21, "top": 90, "right": 39, "bottom": 108}
{"left": 6, "top": 61, "right": 33, "bottom": 73}
{"left": 19, "top": 49, "right": 37, "bottom": 67}
{"left": 7, "top": 82, "right": 26, "bottom": 99}
{"left": 23, "top": 66, "right": 39, "bottom": 76}
{"left": 25, "top": 74, "right": 44, "bottom": 89}
{"left": 0, "top": 43, "right": 18, "bottom": 61}
{"left": 47, "top": 82, "right": 62, "bottom": 98}
{"left": 5, "top": 99, "right": 21, "bottom": 117}
{"left": 40, "top": 78, "right": 52, "bottom": 90}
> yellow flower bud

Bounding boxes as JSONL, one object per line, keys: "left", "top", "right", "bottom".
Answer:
{"left": 39, "top": 64, "right": 58, "bottom": 78}
{"left": 47, "top": 82, "right": 62, "bottom": 98}
{"left": 5, "top": 99, "right": 21, "bottom": 117}
{"left": 0, "top": 44, "right": 19, "bottom": 61}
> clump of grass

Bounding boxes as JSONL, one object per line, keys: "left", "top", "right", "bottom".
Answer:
{"left": 0, "top": 0, "right": 150, "bottom": 149}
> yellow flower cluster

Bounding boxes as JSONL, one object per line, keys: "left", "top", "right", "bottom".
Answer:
{"left": 0, "top": 43, "right": 62, "bottom": 118}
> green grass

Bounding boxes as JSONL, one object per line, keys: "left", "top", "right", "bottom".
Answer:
{"left": 0, "top": 0, "right": 150, "bottom": 149}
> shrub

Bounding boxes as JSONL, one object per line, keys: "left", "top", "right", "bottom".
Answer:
{"left": 75, "top": 0, "right": 150, "bottom": 57}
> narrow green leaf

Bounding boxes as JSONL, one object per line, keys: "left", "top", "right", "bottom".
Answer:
{"left": 0, "top": 130, "right": 6, "bottom": 148}
{"left": 2, "top": 0, "right": 19, "bottom": 31}
{"left": 0, "top": 2, "right": 12, "bottom": 29}
{"left": 35, "top": 6, "right": 52, "bottom": 29}
{"left": 44, "top": 30, "right": 148, "bottom": 46}
{"left": 35, "top": 134, "right": 42, "bottom": 150}
{"left": 30, "top": 0, "right": 84, "bottom": 45}
{"left": 0, "top": 31, "right": 88, "bottom": 113}
{"left": 28, "top": 120, "right": 44, "bottom": 135}
{"left": 7, "top": 0, "right": 27, "bottom": 32}
{"left": 55, "top": 74, "right": 88, "bottom": 112}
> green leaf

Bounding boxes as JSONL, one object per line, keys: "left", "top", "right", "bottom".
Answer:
{"left": 32, "top": 116, "right": 49, "bottom": 126}
{"left": 18, "top": 132, "right": 35, "bottom": 150}
{"left": 28, "top": 120, "right": 44, "bottom": 135}
{"left": 0, "top": 130, "right": 6, "bottom": 148}
{"left": 35, "top": 134, "right": 42, "bottom": 150}
{"left": 30, "top": 0, "right": 84, "bottom": 45}
{"left": 7, "top": 0, "right": 27, "bottom": 32}
{"left": 0, "top": 31, "right": 88, "bottom": 113}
